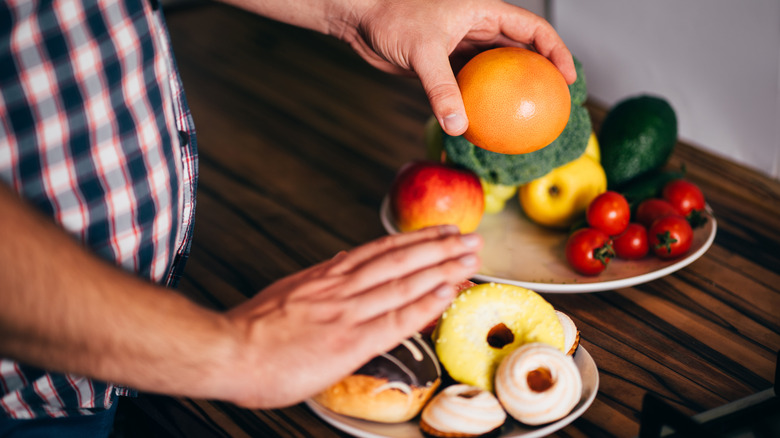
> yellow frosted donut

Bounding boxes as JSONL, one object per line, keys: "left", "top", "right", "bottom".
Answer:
{"left": 432, "top": 283, "right": 564, "bottom": 392}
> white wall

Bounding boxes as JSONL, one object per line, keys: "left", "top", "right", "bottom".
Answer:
{"left": 511, "top": 0, "right": 780, "bottom": 179}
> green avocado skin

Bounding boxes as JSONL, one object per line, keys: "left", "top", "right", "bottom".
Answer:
{"left": 598, "top": 95, "right": 678, "bottom": 189}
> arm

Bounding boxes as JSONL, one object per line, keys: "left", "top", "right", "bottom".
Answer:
{"left": 219, "top": 0, "right": 576, "bottom": 136}
{"left": 0, "top": 183, "right": 481, "bottom": 407}
{"left": 0, "top": 183, "right": 239, "bottom": 399}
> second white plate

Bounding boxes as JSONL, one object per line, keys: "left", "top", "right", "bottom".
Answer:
{"left": 307, "top": 346, "right": 599, "bottom": 438}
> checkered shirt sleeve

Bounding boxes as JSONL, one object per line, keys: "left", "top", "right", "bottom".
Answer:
{"left": 0, "top": 0, "right": 198, "bottom": 419}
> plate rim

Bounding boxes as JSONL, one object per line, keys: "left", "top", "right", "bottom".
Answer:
{"left": 379, "top": 196, "right": 717, "bottom": 293}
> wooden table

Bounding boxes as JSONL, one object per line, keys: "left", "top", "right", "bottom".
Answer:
{"left": 127, "top": 3, "right": 780, "bottom": 437}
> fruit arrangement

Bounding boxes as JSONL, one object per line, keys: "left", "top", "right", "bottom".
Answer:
{"left": 391, "top": 49, "right": 710, "bottom": 279}
{"left": 422, "top": 53, "right": 605, "bottom": 229}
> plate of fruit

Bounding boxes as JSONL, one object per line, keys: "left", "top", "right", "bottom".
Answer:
{"left": 381, "top": 160, "right": 717, "bottom": 293}
{"left": 397, "top": 64, "right": 717, "bottom": 293}
{"left": 307, "top": 282, "right": 599, "bottom": 438}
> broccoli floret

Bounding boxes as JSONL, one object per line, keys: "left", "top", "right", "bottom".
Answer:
{"left": 444, "top": 103, "right": 592, "bottom": 186}
{"left": 569, "top": 56, "right": 587, "bottom": 106}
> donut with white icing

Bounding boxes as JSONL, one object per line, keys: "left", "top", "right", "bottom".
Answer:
{"left": 494, "top": 343, "right": 582, "bottom": 426}
{"left": 420, "top": 384, "right": 506, "bottom": 437}
{"left": 556, "top": 311, "right": 580, "bottom": 356}
{"left": 312, "top": 334, "right": 441, "bottom": 423}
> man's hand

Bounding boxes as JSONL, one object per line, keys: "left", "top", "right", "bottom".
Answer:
{"left": 0, "top": 182, "right": 481, "bottom": 409}
{"left": 337, "top": 0, "right": 577, "bottom": 136}
{"left": 223, "top": 225, "right": 482, "bottom": 408}
{"left": 223, "top": 0, "right": 574, "bottom": 136}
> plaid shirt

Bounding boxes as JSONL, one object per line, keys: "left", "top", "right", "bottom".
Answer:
{"left": 0, "top": 0, "right": 197, "bottom": 419}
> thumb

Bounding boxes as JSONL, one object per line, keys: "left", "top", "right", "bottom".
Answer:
{"left": 414, "top": 50, "right": 469, "bottom": 136}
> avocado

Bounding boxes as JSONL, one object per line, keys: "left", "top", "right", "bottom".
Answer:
{"left": 598, "top": 95, "right": 677, "bottom": 188}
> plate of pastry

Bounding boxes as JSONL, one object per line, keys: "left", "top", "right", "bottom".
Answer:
{"left": 379, "top": 196, "right": 717, "bottom": 293}
{"left": 306, "top": 283, "right": 599, "bottom": 438}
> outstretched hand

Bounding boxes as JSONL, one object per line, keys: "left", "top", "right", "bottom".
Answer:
{"left": 224, "top": 225, "right": 482, "bottom": 408}
{"left": 338, "top": 0, "right": 576, "bottom": 136}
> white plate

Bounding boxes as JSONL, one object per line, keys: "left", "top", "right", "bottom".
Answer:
{"left": 306, "top": 346, "right": 599, "bottom": 438}
{"left": 380, "top": 197, "right": 717, "bottom": 293}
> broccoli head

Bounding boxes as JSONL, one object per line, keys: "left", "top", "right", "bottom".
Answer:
{"left": 444, "top": 103, "right": 592, "bottom": 186}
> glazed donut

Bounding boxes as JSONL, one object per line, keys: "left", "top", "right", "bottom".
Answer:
{"left": 494, "top": 343, "right": 582, "bottom": 425}
{"left": 556, "top": 311, "right": 580, "bottom": 356}
{"left": 433, "top": 283, "right": 565, "bottom": 392}
{"left": 420, "top": 384, "right": 506, "bottom": 438}
{"left": 312, "top": 334, "right": 441, "bottom": 423}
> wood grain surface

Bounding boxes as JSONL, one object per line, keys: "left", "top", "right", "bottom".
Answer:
{"left": 132, "top": 3, "right": 780, "bottom": 437}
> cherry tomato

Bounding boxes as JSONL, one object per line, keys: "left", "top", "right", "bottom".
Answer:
{"left": 662, "top": 179, "right": 706, "bottom": 216}
{"left": 613, "top": 223, "right": 649, "bottom": 260}
{"left": 648, "top": 215, "right": 694, "bottom": 259}
{"left": 635, "top": 198, "right": 679, "bottom": 228}
{"left": 565, "top": 228, "right": 615, "bottom": 275}
{"left": 586, "top": 191, "right": 631, "bottom": 236}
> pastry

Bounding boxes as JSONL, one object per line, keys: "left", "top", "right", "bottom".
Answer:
{"left": 433, "top": 283, "right": 564, "bottom": 392}
{"left": 556, "top": 311, "right": 580, "bottom": 355}
{"left": 312, "top": 334, "right": 440, "bottom": 423}
{"left": 420, "top": 384, "right": 506, "bottom": 437}
{"left": 494, "top": 343, "right": 582, "bottom": 425}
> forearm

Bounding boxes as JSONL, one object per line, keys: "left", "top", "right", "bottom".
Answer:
{"left": 0, "top": 184, "right": 241, "bottom": 401}
{"left": 217, "top": 0, "right": 368, "bottom": 39}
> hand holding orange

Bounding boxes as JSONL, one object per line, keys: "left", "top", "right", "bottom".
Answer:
{"left": 458, "top": 47, "right": 571, "bottom": 155}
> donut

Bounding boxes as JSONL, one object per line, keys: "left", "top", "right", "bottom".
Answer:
{"left": 312, "top": 334, "right": 441, "bottom": 423}
{"left": 556, "top": 311, "right": 580, "bottom": 355}
{"left": 419, "top": 384, "right": 506, "bottom": 438}
{"left": 494, "top": 343, "right": 582, "bottom": 425}
{"left": 433, "top": 283, "right": 565, "bottom": 392}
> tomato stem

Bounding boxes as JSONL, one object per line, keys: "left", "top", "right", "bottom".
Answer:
{"left": 593, "top": 242, "right": 615, "bottom": 266}
{"left": 687, "top": 209, "right": 708, "bottom": 228}
{"left": 654, "top": 230, "right": 679, "bottom": 254}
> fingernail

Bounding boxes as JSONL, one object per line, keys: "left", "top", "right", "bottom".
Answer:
{"left": 331, "top": 250, "right": 348, "bottom": 260}
{"left": 442, "top": 113, "right": 466, "bottom": 133}
{"left": 434, "top": 284, "right": 454, "bottom": 299}
{"left": 460, "top": 233, "right": 481, "bottom": 248}
{"left": 459, "top": 254, "right": 478, "bottom": 267}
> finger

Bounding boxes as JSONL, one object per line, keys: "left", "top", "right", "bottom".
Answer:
{"left": 342, "top": 232, "right": 483, "bottom": 298}
{"left": 530, "top": 31, "right": 576, "bottom": 85}
{"left": 345, "top": 253, "right": 479, "bottom": 324}
{"left": 351, "top": 283, "right": 460, "bottom": 357}
{"left": 495, "top": 4, "right": 577, "bottom": 84}
{"left": 328, "top": 225, "right": 460, "bottom": 275}
{"left": 411, "top": 45, "right": 469, "bottom": 136}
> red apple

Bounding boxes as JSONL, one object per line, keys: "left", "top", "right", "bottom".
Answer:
{"left": 390, "top": 161, "right": 484, "bottom": 233}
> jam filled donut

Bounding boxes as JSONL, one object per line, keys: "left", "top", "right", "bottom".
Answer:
{"left": 312, "top": 334, "right": 441, "bottom": 423}
{"left": 494, "top": 343, "right": 582, "bottom": 425}
{"left": 420, "top": 384, "right": 506, "bottom": 438}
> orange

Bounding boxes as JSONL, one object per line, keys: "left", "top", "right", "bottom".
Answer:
{"left": 457, "top": 47, "right": 571, "bottom": 155}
